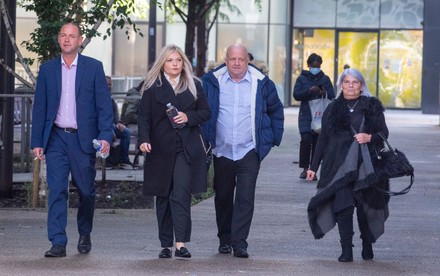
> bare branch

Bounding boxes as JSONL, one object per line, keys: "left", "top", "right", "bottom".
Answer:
{"left": 169, "top": 0, "right": 188, "bottom": 23}
{"left": 0, "top": 0, "right": 37, "bottom": 86}
{"left": 0, "top": 59, "right": 35, "bottom": 89}
{"left": 79, "top": 0, "right": 115, "bottom": 52}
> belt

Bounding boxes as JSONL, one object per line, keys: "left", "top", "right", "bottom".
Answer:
{"left": 55, "top": 126, "right": 78, "bottom": 133}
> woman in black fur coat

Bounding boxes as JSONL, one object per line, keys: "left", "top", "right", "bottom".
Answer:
{"left": 306, "top": 68, "right": 390, "bottom": 262}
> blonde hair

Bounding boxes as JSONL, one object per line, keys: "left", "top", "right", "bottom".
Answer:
{"left": 141, "top": 44, "right": 198, "bottom": 99}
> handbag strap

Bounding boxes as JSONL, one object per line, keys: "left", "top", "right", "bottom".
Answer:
{"left": 377, "top": 132, "right": 394, "bottom": 152}
{"left": 375, "top": 174, "right": 414, "bottom": 196}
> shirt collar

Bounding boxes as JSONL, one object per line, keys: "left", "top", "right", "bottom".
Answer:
{"left": 61, "top": 54, "right": 79, "bottom": 68}
{"left": 164, "top": 72, "right": 181, "bottom": 87}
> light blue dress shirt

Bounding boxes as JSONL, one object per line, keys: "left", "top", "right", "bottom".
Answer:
{"left": 213, "top": 70, "right": 254, "bottom": 161}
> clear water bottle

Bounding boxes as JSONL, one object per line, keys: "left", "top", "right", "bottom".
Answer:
{"left": 166, "top": 103, "right": 184, "bottom": 129}
{"left": 92, "top": 139, "right": 109, "bottom": 158}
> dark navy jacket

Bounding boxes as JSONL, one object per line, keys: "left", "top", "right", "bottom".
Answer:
{"left": 293, "top": 70, "right": 335, "bottom": 134}
{"left": 201, "top": 64, "right": 284, "bottom": 161}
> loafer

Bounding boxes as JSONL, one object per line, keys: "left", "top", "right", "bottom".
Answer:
{"left": 175, "top": 247, "right": 191, "bottom": 258}
{"left": 158, "top": 248, "right": 172, "bottom": 258}
{"left": 44, "top": 245, "right": 66, "bottom": 258}
{"left": 77, "top": 235, "right": 91, "bottom": 254}
{"left": 233, "top": 248, "right": 249, "bottom": 258}
{"left": 218, "top": 244, "right": 232, "bottom": 254}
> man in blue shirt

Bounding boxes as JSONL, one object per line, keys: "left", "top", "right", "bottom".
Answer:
{"left": 202, "top": 44, "right": 284, "bottom": 258}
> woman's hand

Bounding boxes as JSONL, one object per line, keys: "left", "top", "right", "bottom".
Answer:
{"left": 173, "top": 112, "right": 188, "bottom": 125}
{"left": 306, "top": 170, "right": 316, "bottom": 181}
{"left": 354, "top": 133, "right": 371, "bottom": 144}
{"left": 139, "top": 142, "right": 152, "bottom": 153}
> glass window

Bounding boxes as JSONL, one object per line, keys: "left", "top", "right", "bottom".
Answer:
{"left": 15, "top": 17, "right": 39, "bottom": 82}
{"left": 270, "top": 0, "right": 288, "bottom": 24}
{"left": 291, "top": 29, "right": 335, "bottom": 105}
{"left": 337, "top": 31, "right": 378, "bottom": 96}
{"left": 293, "top": 0, "right": 336, "bottom": 28}
{"left": 380, "top": 0, "right": 423, "bottom": 29}
{"left": 219, "top": 0, "right": 269, "bottom": 24}
{"left": 336, "top": 0, "right": 380, "bottom": 28}
{"left": 165, "top": 23, "right": 186, "bottom": 48}
{"left": 378, "top": 30, "right": 422, "bottom": 108}
{"left": 268, "top": 25, "right": 287, "bottom": 104}
{"left": 216, "top": 24, "right": 268, "bottom": 63}
{"left": 113, "top": 23, "right": 164, "bottom": 78}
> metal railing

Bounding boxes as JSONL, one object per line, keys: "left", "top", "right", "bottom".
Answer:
{"left": 1, "top": 90, "right": 141, "bottom": 173}
{"left": 0, "top": 93, "right": 34, "bottom": 172}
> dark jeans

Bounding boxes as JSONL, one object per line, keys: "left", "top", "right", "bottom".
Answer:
{"left": 299, "top": 131, "right": 319, "bottom": 169}
{"left": 114, "top": 125, "right": 131, "bottom": 164}
{"left": 213, "top": 150, "right": 261, "bottom": 250}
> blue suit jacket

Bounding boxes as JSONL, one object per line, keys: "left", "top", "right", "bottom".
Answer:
{"left": 31, "top": 53, "right": 114, "bottom": 154}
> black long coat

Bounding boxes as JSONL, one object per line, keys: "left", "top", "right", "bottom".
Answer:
{"left": 138, "top": 75, "right": 211, "bottom": 197}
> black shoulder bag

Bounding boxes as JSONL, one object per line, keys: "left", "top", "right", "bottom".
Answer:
{"left": 373, "top": 132, "right": 414, "bottom": 196}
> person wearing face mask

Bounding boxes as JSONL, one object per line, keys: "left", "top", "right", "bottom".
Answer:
{"left": 293, "top": 53, "right": 335, "bottom": 180}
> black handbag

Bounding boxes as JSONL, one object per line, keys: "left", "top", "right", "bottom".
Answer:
{"left": 373, "top": 132, "right": 414, "bottom": 196}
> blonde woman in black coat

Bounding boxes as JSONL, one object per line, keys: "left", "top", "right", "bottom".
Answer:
{"left": 138, "top": 44, "right": 211, "bottom": 259}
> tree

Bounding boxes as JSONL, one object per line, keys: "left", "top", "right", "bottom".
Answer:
{"left": 0, "top": 0, "right": 146, "bottom": 89}
{"left": 166, "top": 0, "right": 261, "bottom": 76}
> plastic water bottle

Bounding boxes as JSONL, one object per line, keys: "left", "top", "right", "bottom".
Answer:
{"left": 166, "top": 103, "right": 184, "bottom": 129}
{"left": 92, "top": 139, "right": 109, "bottom": 158}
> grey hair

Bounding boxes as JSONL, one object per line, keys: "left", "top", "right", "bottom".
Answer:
{"left": 337, "top": 68, "right": 372, "bottom": 97}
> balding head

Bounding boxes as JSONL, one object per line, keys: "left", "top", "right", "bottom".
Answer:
{"left": 225, "top": 44, "right": 249, "bottom": 81}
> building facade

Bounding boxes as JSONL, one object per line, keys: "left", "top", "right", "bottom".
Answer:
{"left": 15, "top": 0, "right": 440, "bottom": 113}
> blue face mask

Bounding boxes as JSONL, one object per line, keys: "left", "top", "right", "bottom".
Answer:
{"left": 309, "top": 67, "right": 321, "bottom": 75}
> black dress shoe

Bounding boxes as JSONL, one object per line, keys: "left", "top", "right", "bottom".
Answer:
{"left": 158, "top": 248, "right": 172, "bottom": 258}
{"left": 233, "top": 248, "right": 249, "bottom": 258}
{"left": 175, "top": 247, "right": 191, "bottom": 258}
{"left": 218, "top": 244, "right": 232, "bottom": 254}
{"left": 77, "top": 235, "right": 91, "bottom": 254}
{"left": 299, "top": 171, "right": 307, "bottom": 179}
{"left": 44, "top": 245, "right": 66, "bottom": 258}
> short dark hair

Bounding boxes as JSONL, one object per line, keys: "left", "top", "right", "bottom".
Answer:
{"left": 60, "top": 20, "right": 82, "bottom": 36}
{"left": 307, "top": 53, "right": 322, "bottom": 66}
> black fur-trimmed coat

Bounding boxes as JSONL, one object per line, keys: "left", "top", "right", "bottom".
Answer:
{"left": 307, "top": 95, "right": 390, "bottom": 242}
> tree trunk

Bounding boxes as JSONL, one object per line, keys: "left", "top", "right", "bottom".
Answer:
{"left": 195, "top": 19, "right": 207, "bottom": 77}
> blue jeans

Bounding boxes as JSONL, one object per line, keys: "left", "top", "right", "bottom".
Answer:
{"left": 114, "top": 125, "right": 131, "bottom": 163}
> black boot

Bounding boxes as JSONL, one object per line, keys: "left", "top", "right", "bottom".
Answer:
{"left": 338, "top": 245, "right": 353, "bottom": 262}
{"left": 336, "top": 207, "right": 354, "bottom": 262}
{"left": 361, "top": 240, "right": 374, "bottom": 260}
{"left": 357, "top": 206, "right": 374, "bottom": 260}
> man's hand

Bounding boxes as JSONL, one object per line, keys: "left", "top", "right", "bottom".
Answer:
{"left": 33, "top": 147, "right": 44, "bottom": 160}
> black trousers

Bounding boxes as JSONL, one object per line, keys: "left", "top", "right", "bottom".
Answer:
{"left": 299, "top": 131, "right": 319, "bottom": 169}
{"left": 155, "top": 151, "right": 191, "bottom": 248}
{"left": 213, "top": 150, "right": 260, "bottom": 250}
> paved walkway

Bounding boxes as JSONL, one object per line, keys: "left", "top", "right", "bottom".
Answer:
{"left": 1, "top": 108, "right": 439, "bottom": 275}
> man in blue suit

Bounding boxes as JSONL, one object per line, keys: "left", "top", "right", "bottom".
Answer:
{"left": 31, "top": 21, "right": 114, "bottom": 257}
